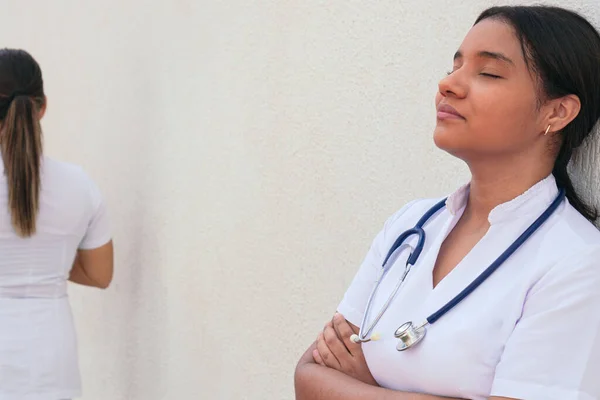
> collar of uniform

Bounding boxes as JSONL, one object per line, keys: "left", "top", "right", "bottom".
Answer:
{"left": 445, "top": 183, "right": 470, "bottom": 217}
{"left": 444, "top": 174, "right": 559, "bottom": 225}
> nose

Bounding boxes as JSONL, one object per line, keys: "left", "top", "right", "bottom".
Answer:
{"left": 438, "top": 71, "right": 467, "bottom": 99}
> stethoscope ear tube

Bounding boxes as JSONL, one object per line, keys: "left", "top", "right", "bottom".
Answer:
{"left": 382, "top": 198, "right": 448, "bottom": 267}
{"left": 382, "top": 228, "right": 424, "bottom": 267}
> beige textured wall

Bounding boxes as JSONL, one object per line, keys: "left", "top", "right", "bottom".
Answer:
{"left": 0, "top": 1, "right": 598, "bottom": 399}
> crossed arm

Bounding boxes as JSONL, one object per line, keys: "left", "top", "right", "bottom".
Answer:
{"left": 68, "top": 241, "right": 114, "bottom": 289}
{"left": 294, "top": 313, "right": 513, "bottom": 400}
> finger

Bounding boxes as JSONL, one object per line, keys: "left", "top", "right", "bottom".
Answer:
{"left": 333, "top": 313, "right": 360, "bottom": 355}
{"left": 312, "top": 349, "right": 325, "bottom": 366}
{"left": 316, "top": 332, "right": 340, "bottom": 369}
{"left": 331, "top": 314, "right": 352, "bottom": 353}
{"left": 323, "top": 322, "right": 351, "bottom": 362}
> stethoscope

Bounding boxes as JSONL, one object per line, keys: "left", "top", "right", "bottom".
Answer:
{"left": 350, "top": 188, "right": 566, "bottom": 351}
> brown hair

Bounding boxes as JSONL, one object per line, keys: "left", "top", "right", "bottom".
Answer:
{"left": 0, "top": 49, "right": 45, "bottom": 237}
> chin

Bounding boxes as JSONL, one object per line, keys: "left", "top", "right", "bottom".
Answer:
{"left": 433, "top": 127, "right": 470, "bottom": 160}
{"left": 434, "top": 125, "right": 459, "bottom": 149}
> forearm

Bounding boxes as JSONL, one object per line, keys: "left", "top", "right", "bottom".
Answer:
{"left": 295, "top": 342, "right": 464, "bottom": 400}
{"left": 68, "top": 256, "right": 103, "bottom": 288}
{"left": 295, "top": 362, "right": 464, "bottom": 400}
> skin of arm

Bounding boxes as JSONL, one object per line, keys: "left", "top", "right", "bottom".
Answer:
{"left": 294, "top": 313, "right": 514, "bottom": 400}
{"left": 67, "top": 243, "right": 113, "bottom": 289}
{"left": 68, "top": 260, "right": 102, "bottom": 287}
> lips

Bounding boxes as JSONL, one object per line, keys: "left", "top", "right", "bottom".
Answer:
{"left": 437, "top": 103, "right": 465, "bottom": 120}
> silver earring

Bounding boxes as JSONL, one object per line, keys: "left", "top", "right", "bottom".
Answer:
{"left": 544, "top": 125, "right": 551, "bottom": 136}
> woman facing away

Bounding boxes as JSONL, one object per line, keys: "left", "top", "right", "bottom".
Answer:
{"left": 295, "top": 5, "right": 600, "bottom": 400}
{"left": 0, "top": 49, "right": 113, "bottom": 399}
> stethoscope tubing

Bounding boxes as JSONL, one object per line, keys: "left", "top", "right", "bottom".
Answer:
{"left": 427, "top": 188, "right": 565, "bottom": 324}
{"left": 355, "top": 188, "right": 566, "bottom": 344}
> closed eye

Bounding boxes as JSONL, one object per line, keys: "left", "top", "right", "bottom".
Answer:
{"left": 480, "top": 73, "right": 502, "bottom": 79}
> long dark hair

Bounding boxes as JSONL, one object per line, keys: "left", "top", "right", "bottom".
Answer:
{"left": 475, "top": 6, "right": 600, "bottom": 221}
{"left": 0, "top": 49, "right": 45, "bottom": 237}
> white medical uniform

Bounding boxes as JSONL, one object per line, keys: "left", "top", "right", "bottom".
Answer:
{"left": 338, "top": 175, "right": 600, "bottom": 400}
{"left": 0, "top": 155, "right": 111, "bottom": 400}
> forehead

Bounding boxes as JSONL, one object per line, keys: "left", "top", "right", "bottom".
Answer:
{"left": 458, "top": 18, "right": 525, "bottom": 66}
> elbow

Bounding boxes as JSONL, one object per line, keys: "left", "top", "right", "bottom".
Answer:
{"left": 93, "top": 272, "right": 113, "bottom": 289}
{"left": 95, "top": 280, "right": 111, "bottom": 289}
{"left": 96, "top": 275, "right": 113, "bottom": 289}
{"left": 294, "top": 355, "right": 310, "bottom": 381}
{"left": 294, "top": 369, "right": 304, "bottom": 399}
{"left": 294, "top": 362, "right": 311, "bottom": 399}
{"left": 294, "top": 342, "right": 319, "bottom": 399}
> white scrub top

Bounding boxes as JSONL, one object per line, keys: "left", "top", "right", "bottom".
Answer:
{"left": 0, "top": 155, "right": 111, "bottom": 400}
{"left": 337, "top": 175, "right": 600, "bottom": 400}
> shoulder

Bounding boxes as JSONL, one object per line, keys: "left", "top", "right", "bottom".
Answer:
{"left": 43, "top": 156, "right": 88, "bottom": 180}
{"left": 383, "top": 196, "right": 446, "bottom": 229}
{"left": 544, "top": 200, "right": 600, "bottom": 252}
{"left": 375, "top": 196, "right": 447, "bottom": 246}
{"left": 42, "top": 157, "right": 103, "bottom": 204}
{"left": 530, "top": 202, "right": 600, "bottom": 293}
{"left": 43, "top": 156, "right": 98, "bottom": 187}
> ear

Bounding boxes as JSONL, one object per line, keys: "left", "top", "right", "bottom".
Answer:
{"left": 38, "top": 97, "right": 47, "bottom": 120}
{"left": 542, "top": 94, "right": 581, "bottom": 135}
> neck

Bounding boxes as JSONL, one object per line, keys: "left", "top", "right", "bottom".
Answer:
{"left": 463, "top": 156, "right": 553, "bottom": 225}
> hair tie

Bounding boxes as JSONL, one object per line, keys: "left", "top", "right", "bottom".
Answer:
{"left": 6, "top": 91, "right": 29, "bottom": 103}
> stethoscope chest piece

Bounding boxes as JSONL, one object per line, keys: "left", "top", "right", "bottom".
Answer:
{"left": 394, "top": 321, "right": 427, "bottom": 351}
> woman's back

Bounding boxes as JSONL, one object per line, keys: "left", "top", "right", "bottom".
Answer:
{"left": 0, "top": 155, "right": 110, "bottom": 298}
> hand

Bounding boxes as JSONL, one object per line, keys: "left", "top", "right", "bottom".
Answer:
{"left": 313, "top": 313, "right": 378, "bottom": 386}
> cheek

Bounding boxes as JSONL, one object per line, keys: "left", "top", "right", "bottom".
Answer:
{"left": 470, "top": 86, "right": 537, "bottom": 138}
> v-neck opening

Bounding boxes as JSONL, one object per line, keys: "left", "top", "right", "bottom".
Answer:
{"left": 431, "top": 226, "right": 492, "bottom": 290}
{"left": 419, "top": 204, "right": 494, "bottom": 293}
{"left": 419, "top": 208, "right": 463, "bottom": 292}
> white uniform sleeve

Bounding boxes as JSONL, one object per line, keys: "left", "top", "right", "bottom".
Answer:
{"left": 337, "top": 200, "right": 419, "bottom": 327}
{"left": 78, "top": 174, "right": 112, "bottom": 250}
{"left": 491, "top": 246, "right": 600, "bottom": 400}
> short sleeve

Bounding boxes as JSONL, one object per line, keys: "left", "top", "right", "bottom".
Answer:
{"left": 78, "top": 175, "right": 112, "bottom": 250}
{"left": 337, "top": 200, "right": 419, "bottom": 326}
{"left": 491, "top": 246, "right": 600, "bottom": 400}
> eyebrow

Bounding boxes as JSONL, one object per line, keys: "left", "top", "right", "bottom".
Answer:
{"left": 454, "top": 50, "right": 515, "bottom": 66}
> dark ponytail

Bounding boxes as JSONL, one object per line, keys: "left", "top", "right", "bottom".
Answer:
{"left": 0, "top": 49, "right": 45, "bottom": 237}
{"left": 475, "top": 6, "right": 600, "bottom": 222}
{"left": 553, "top": 136, "right": 597, "bottom": 221}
